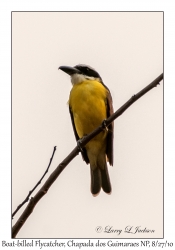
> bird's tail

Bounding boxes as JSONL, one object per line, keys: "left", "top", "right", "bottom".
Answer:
{"left": 90, "top": 162, "right": 111, "bottom": 196}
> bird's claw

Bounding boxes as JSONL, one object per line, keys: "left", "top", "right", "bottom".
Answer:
{"left": 102, "top": 119, "right": 108, "bottom": 131}
{"left": 77, "top": 139, "right": 84, "bottom": 153}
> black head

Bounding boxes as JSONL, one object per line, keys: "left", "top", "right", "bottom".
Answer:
{"left": 74, "top": 64, "right": 102, "bottom": 79}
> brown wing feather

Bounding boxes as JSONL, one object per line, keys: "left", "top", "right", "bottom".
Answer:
{"left": 106, "top": 90, "right": 114, "bottom": 166}
{"left": 69, "top": 106, "right": 90, "bottom": 164}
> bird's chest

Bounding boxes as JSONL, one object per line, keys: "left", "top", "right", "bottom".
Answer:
{"left": 69, "top": 80, "right": 107, "bottom": 111}
{"left": 69, "top": 80, "right": 107, "bottom": 136}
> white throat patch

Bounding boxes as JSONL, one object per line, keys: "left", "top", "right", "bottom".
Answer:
{"left": 71, "top": 73, "right": 100, "bottom": 85}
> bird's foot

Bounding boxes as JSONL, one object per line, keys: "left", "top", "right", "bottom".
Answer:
{"left": 102, "top": 119, "right": 108, "bottom": 131}
{"left": 77, "top": 137, "right": 86, "bottom": 153}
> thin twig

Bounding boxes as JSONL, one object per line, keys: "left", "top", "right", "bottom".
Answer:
{"left": 12, "top": 146, "right": 57, "bottom": 219}
{"left": 12, "top": 73, "right": 163, "bottom": 238}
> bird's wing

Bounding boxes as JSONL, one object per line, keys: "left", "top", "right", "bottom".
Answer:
{"left": 69, "top": 106, "right": 90, "bottom": 164}
{"left": 106, "top": 90, "right": 114, "bottom": 166}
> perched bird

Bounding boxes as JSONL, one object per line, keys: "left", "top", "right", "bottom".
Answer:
{"left": 59, "top": 64, "right": 114, "bottom": 196}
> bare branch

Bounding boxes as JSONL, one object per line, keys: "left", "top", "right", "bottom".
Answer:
{"left": 12, "top": 146, "right": 57, "bottom": 218}
{"left": 12, "top": 73, "right": 163, "bottom": 238}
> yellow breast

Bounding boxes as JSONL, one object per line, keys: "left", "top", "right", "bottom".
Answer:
{"left": 69, "top": 80, "right": 108, "bottom": 138}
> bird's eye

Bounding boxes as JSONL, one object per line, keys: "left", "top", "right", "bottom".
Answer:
{"left": 86, "top": 67, "right": 89, "bottom": 71}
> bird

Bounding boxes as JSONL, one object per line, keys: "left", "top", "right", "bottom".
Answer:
{"left": 59, "top": 64, "right": 114, "bottom": 196}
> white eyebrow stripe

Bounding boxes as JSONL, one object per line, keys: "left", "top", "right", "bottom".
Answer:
{"left": 75, "top": 64, "right": 96, "bottom": 71}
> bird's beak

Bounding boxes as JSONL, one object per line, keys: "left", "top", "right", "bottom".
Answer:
{"left": 58, "top": 66, "right": 81, "bottom": 75}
